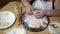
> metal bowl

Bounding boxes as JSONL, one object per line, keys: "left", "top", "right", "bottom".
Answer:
{"left": 20, "top": 12, "right": 50, "bottom": 32}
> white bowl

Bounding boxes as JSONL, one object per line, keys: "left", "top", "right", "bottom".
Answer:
{"left": 48, "top": 22, "right": 60, "bottom": 34}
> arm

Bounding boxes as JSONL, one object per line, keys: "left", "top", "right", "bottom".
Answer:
{"left": 21, "top": 0, "right": 33, "bottom": 15}
{"left": 46, "top": 0, "right": 60, "bottom": 17}
{"left": 21, "top": 0, "right": 28, "bottom": 7}
{"left": 46, "top": 10, "right": 60, "bottom": 17}
{"left": 33, "top": 0, "right": 60, "bottom": 18}
{"left": 21, "top": 0, "right": 31, "bottom": 7}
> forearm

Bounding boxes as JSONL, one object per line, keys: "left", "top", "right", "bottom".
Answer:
{"left": 46, "top": 9, "right": 60, "bottom": 17}
{"left": 21, "top": 0, "right": 31, "bottom": 7}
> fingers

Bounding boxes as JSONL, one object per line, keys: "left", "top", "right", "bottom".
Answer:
{"left": 34, "top": 13, "right": 43, "bottom": 18}
{"left": 33, "top": 11, "right": 45, "bottom": 18}
{"left": 26, "top": 7, "right": 33, "bottom": 15}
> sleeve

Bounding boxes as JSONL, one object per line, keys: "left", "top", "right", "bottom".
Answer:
{"left": 30, "top": 0, "right": 36, "bottom": 5}
{"left": 52, "top": 0, "right": 55, "bottom": 9}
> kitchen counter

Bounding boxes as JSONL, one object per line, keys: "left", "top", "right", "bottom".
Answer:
{"left": 0, "top": 1, "right": 60, "bottom": 34}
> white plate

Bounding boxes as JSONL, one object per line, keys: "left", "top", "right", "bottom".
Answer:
{"left": 6, "top": 27, "right": 26, "bottom": 34}
{"left": 0, "top": 11, "right": 16, "bottom": 29}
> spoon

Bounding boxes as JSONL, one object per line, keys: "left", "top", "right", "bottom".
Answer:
{"left": 50, "top": 24, "right": 57, "bottom": 28}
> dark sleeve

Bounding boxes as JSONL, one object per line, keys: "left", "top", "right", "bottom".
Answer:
{"left": 52, "top": 0, "right": 55, "bottom": 9}
{"left": 30, "top": 0, "right": 35, "bottom": 5}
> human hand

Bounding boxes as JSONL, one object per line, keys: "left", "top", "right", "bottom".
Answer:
{"left": 25, "top": 5, "right": 33, "bottom": 15}
{"left": 33, "top": 10, "right": 47, "bottom": 18}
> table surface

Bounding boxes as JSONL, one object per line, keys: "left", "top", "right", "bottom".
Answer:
{"left": 0, "top": 1, "right": 60, "bottom": 34}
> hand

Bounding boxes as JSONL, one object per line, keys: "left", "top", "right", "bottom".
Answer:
{"left": 33, "top": 10, "right": 47, "bottom": 18}
{"left": 25, "top": 6, "right": 33, "bottom": 15}
{"left": 21, "top": 0, "right": 33, "bottom": 15}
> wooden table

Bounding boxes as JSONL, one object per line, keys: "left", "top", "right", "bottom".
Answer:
{"left": 0, "top": 1, "right": 60, "bottom": 34}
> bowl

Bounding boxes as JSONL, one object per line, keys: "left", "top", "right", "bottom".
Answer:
{"left": 20, "top": 12, "right": 50, "bottom": 32}
{"left": 48, "top": 22, "right": 60, "bottom": 34}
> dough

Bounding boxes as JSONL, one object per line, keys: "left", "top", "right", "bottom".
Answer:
{"left": 0, "top": 22, "right": 9, "bottom": 27}
{"left": 15, "top": 29, "right": 24, "bottom": 34}
{"left": 28, "top": 20, "right": 41, "bottom": 28}
{"left": 28, "top": 18, "right": 48, "bottom": 28}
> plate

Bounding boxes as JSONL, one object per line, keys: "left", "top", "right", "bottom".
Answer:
{"left": 0, "top": 11, "right": 16, "bottom": 29}
{"left": 6, "top": 27, "right": 26, "bottom": 34}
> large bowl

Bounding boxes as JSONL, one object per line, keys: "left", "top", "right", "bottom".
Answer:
{"left": 20, "top": 12, "right": 50, "bottom": 32}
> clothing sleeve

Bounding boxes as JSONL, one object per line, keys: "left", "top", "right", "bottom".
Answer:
{"left": 52, "top": 0, "right": 55, "bottom": 9}
{"left": 30, "top": 0, "right": 36, "bottom": 5}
